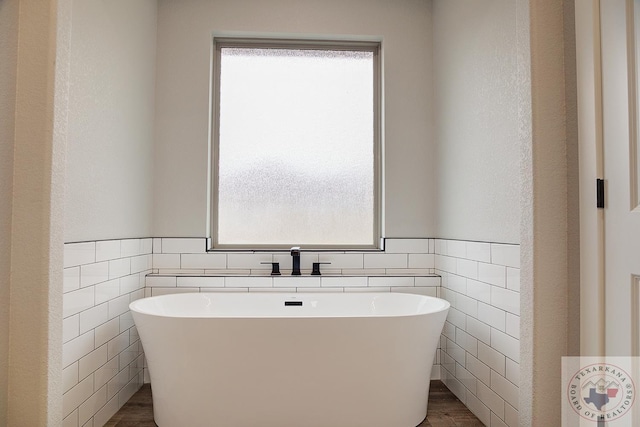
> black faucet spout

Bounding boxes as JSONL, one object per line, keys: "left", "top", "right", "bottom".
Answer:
{"left": 291, "top": 247, "right": 301, "bottom": 276}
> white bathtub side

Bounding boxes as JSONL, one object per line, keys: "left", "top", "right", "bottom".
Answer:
{"left": 132, "top": 299, "right": 448, "bottom": 427}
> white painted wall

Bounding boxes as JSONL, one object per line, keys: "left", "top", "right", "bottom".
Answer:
{"left": 154, "top": 0, "right": 435, "bottom": 238}
{"left": 64, "top": 0, "right": 158, "bottom": 243}
{"left": 0, "top": 0, "right": 19, "bottom": 423}
{"left": 433, "top": 0, "right": 520, "bottom": 244}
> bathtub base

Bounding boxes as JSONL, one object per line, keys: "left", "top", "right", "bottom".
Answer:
{"left": 148, "top": 317, "right": 435, "bottom": 427}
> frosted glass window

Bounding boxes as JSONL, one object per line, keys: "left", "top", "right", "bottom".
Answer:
{"left": 214, "top": 41, "right": 379, "bottom": 248}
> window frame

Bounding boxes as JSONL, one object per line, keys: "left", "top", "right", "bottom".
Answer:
{"left": 209, "top": 37, "right": 382, "bottom": 250}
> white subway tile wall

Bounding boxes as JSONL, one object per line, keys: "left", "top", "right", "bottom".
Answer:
{"left": 63, "top": 239, "right": 151, "bottom": 427}
{"left": 146, "top": 239, "right": 438, "bottom": 293}
{"left": 436, "top": 239, "right": 520, "bottom": 427}
{"left": 66, "top": 237, "right": 520, "bottom": 426}
{"left": 152, "top": 238, "right": 435, "bottom": 276}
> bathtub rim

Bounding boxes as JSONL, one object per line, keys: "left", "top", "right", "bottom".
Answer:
{"left": 129, "top": 291, "right": 450, "bottom": 320}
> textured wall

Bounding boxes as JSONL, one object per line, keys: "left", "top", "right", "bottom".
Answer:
{"left": 64, "top": 0, "right": 158, "bottom": 242}
{"left": 519, "top": 0, "right": 576, "bottom": 424}
{"left": 154, "top": 0, "right": 435, "bottom": 238}
{"left": 432, "top": 0, "right": 520, "bottom": 244}
{"left": 0, "top": 0, "right": 19, "bottom": 423}
{"left": 516, "top": 0, "right": 533, "bottom": 423}
{"left": 8, "top": 0, "right": 70, "bottom": 424}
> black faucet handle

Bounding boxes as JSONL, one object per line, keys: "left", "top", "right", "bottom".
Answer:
{"left": 290, "top": 247, "right": 302, "bottom": 276}
{"left": 260, "top": 262, "right": 281, "bottom": 276}
{"left": 311, "top": 262, "right": 331, "bottom": 276}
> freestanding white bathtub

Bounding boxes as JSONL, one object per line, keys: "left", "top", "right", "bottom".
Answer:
{"left": 130, "top": 292, "right": 449, "bottom": 427}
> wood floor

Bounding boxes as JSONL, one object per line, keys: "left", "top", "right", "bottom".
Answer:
{"left": 106, "top": 380, "right": 484, "bottom": 427}
{"left": 418, "top": 382, "right": 485, "bottom": 427}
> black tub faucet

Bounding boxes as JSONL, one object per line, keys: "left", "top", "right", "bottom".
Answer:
{"left": 291, "top": 247, "right": 301, "bottom": 276}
